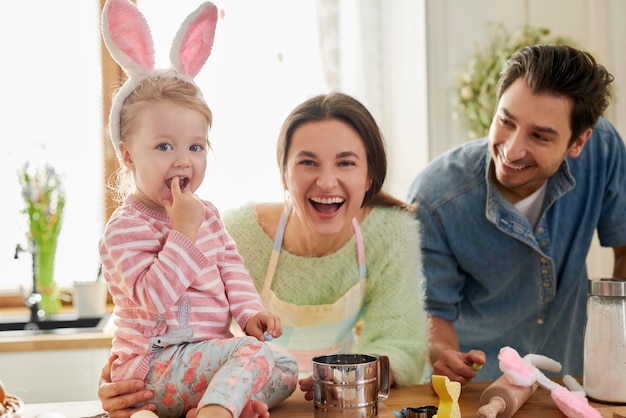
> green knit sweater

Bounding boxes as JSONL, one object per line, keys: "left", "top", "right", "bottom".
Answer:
{"left": 223, "top": 204, "right": 428, "bottom": 386}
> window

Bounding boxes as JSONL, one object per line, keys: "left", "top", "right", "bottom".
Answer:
{"left": 1, "top": 1, "right": 103, "bottom": 293}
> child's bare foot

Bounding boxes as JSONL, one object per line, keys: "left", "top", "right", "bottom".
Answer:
{"left": 241, "top": 400, "right": 269, "bottom": 418}
{"left": 187, "top": 400, "right": 269, "bottom": 418}
{"left": 188, "top": 405, "right": 230, "bottom": 418}
{"left": 131, "top": 411, "right": 160, "bottom": 418}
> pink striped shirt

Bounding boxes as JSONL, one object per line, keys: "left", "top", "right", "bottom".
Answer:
{"left": 99, "top": 195, "right": 265, "bottom": 381}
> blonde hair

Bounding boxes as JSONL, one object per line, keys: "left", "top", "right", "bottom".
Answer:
{"left": 108, "top": 76, "right": 212, "bottom": 203}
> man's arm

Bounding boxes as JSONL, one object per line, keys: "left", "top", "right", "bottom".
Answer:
{"left": 613, "top": 245, "right": 626, "bottom": 277}
{"left": 429, "top": 315, "right": 460, "bottom": 365}
{"left": 429, "top": 315, "right": 486, "bottom": 386}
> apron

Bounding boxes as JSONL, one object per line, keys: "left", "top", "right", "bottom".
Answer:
{"left": 262, "top": 205, "right": 368, "bottom": 374}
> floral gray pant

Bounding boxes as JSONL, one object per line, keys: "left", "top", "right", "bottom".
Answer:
{"left": 141, "top": 336, "right": 298, "bottom": 417}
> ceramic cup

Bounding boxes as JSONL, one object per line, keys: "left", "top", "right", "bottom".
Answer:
{"left": 312, "top": 353, "right": 390, "bottom": 417}
{"left": 73, "top": 281, "right": 108, "bottom": 318}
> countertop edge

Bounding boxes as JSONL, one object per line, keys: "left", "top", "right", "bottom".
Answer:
{"left": 0, "top": 331, "right": 112, "bottom": 352}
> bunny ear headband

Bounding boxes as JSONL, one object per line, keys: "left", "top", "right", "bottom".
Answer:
{"left": 101, "top": 0, "right": 218, "bottom": 151}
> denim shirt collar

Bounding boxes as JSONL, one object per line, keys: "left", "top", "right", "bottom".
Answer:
{"left": 484, "top": 152, "right": 576, "bottom": 248}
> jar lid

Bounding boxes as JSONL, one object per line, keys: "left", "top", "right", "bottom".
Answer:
{"left": 588, "top": 278, "right": 626, "bottom": 296}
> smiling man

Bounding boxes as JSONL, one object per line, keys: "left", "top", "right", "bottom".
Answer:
{"left": 407, "top": 44, "right": 626, "bottom": 384}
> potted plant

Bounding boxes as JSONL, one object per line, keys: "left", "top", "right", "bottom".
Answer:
{"left": 18, "top": 163, "right": 66, "bottom": 316}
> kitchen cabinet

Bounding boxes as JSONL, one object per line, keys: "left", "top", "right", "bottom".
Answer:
{"left": 0, "top": 347, "right": 109, "bottom": 403}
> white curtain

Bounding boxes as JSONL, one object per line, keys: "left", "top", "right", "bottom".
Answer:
{"left": 315, "top": 0, "right": 430, "bottom": 200}
{"left": 315, "top": 0, "right": 384, "bottom": 118}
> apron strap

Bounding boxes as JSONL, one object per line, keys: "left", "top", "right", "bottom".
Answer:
{"left": 352, "top": 217, "right": 367, "bottom": 279}
{"left": 261, "top": 207, "right": 289, "bottom": 296}
{"left": 262, "top": 205, "right": 367, "bottom": 297}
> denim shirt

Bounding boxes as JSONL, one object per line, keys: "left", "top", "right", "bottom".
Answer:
{"left": 407, "top": 117, "right": 626, "bottom": 380}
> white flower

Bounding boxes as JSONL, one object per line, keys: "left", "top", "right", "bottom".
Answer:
{"left": 460, "top": 86, "right": 473, "bottom": 100}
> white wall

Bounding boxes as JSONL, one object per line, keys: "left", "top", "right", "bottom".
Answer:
{"left": 380, "top": 0, "right": 430, "bottom": 200}
{"left": 422, "top": 0, "right": 626, "bottom": 277}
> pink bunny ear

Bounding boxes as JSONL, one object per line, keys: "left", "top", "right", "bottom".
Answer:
{"left": 170, "top": 2, "right": 218, "bottom": 79}
{"left": 498, "top": 346, "right": 537, "bottom": 387}
{"left": 551, "top": 386, "right": 602, "bottom": 418}
{"left": 101, "top": 0, "right": 155, "bottom": 78}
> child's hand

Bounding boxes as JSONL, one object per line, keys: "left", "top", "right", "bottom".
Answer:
{"left": 162, "top": 176, "right": 204, "bottom": 241}
{"left": 245, "top": 311, "right": 283, "bottom": 342}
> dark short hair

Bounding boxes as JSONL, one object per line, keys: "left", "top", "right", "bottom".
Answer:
{"left": 496, "top": 44, "right": 614, "bottom": 143}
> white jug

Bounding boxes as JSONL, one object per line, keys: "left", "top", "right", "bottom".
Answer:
{"left": 583, "top": 278, "right": 626, "bottom": 404}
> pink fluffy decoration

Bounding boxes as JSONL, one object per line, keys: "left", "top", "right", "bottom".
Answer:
{"left": 498, "top": 346, "right": 536, "bottom": 387}
{"left": 497, "top": 346, "right": 602, "bottom": 418}
{"left": 551, "top": 386, "right": 602, "bottom": 418}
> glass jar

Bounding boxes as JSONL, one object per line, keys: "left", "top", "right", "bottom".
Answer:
{"left": 583, "top": 278, "right": 626, "bottom": 404}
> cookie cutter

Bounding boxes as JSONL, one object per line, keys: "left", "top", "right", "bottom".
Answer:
{"left": 403, "top": 405, "right": 438, "bottom": 418}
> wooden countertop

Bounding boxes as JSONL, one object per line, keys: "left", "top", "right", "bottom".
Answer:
{"left": 22, "top": 379, "right": 626, "bottom": 418}
{"left": 0, "top": 305, "right": 113, "bottom": 353}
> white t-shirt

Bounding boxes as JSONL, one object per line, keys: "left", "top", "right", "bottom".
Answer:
{"left": 514, "top": 182, "right": 548, "bottom": 229}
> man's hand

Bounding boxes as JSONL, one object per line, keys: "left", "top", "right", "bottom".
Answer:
{"left": 431, "top": 348, "right": 485, "bottom": 386}
{"left": 98, "top": 355, "right": 157, "bottom": 418}
{"left": 429, "top": 315, "right": 485, "bottom": 386}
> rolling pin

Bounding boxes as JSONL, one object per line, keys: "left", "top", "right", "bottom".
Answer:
{"left": 477, "top": 374, "right": 538, "bottom": 418}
